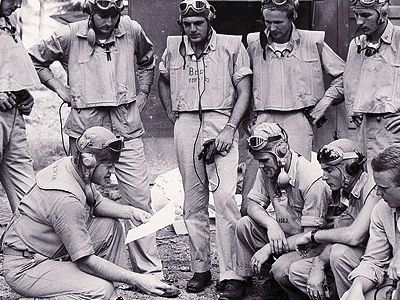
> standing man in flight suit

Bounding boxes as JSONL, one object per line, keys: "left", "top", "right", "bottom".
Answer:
{"left": 28, "top": 0, "right": 163, "bottom": 278}
{"left": 344, "top": 0, "right": 400, "bottom": 169}
{"left": 241, "top": 0, "right": 345, "bottom": 215}
{"left": 158, "top": 0, "right": 252, "bottom": 295}
{"left": 0, "top": 0, "right": 40, "bottom": 212}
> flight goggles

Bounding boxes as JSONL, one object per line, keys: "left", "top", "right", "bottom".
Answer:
{"left": 261, "top": 0, "right": 293, "bottom": 6}
{"left": 179, "top": 0, "right": 213, "bottom": 15}
{"left": 349, "top": 0, "right": 388, "bottom": 7}
{"left": 248, "top": 135, "right": 282, "bottom": 151}
{"left": 93, "top": 0, "right": 124, "bottom": 11}
{"left": 317, "top": 145, "right": 359, "bottom": 166}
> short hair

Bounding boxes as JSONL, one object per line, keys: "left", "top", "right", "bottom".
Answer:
{"left": 371, "top": 145, "right": 400, "bottom": 185}
{"left": 261, "top": 3, "right": 298, "bottom": 21}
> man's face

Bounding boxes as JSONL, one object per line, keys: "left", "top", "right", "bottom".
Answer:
{"left": 263, "top": 9, "right": 292, "bottom": 43}
{"left": 1, "top": 0, "right": 21, "bottom": 17}
{"left": 373, "top": 170, "right": 400, "bottom": 208}
{"left": 91, "top": 163, "right": 114, "bottom": 186}
{"left": 257, "top": 152, "right": 280, "bottom": 178}
{"left": 92, "top": 11, "right": 119, "bottom": 37}
{"left": 182, "top": 16, "right": 209, "bottom": 44}
{"left": 321, "top": 164, "right": 343, "bottom": 191}
{"left": 352, "top": 8, "right": 380, "bottom": 35}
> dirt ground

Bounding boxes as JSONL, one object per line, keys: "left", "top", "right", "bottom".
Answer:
{"left": 0, "top": 90, "right": 270, "bottom": 299}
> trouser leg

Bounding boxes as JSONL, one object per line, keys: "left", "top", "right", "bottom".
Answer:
{"left": 175, "top": 115, "right": 211, "bottom": 273}
{"left": 272, "top": 252, "right": 310, "bottom": 300}
{"left": 288, "top": 257, "right": 313, "bottom": 295}
{"left": 0, "top": 109, "right": 35, "bottom": 212}
{"left": 235, "top": 216, "right": 269, "bottom": 277}
{"left": 208, "top": 139, "right": 242, "bottom": 280}
{"left": 88, "top": 217, "right": 129, "bottom": 270}
{"left": 3, "top": 255, "right": 116, "bottom": 299}
{"left": 364, "top": 114, "right": 400, "bottom": 172}
{"left": 329, "top": 244, "right": 364, "bottom": 297}
{"left": 114, "top": 138, "right": 162, "bottom": 276}
{"left": 240, "top": 152, "right": 259, "bottom": 216}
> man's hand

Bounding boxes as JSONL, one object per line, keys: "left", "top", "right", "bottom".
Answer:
{"left": 295, "top": 232, "right": 312, "bottom": 257}
{"left": 165, "top": 109, "right": 177, "bottom": 124}
{"left": 136, "top": 92, "right": 149, "bottom": 112}
{"left": 384, "top": 113, "right": 400, "bottom": 134}
{"left": 266, "top": 221, "right": 289, "bottom": 255}
{"left": 215, "top": 125, "right": 235, "bottom": 153}
{"left": 16, "top": 90, "right": 35, "bottom": 115}
{"left": 306, "top": 261, "right": 327, "bottom": 300}
{"left": 388, "top": 249, "right": 400, "bottom": 281}
{"left": 251, "top": 245, "right": 271, "bottom": 274}
{"left": 308, "top": 97, "right": 332, "bottom": 126}
{"left": 134, "top": 274, "right": 179, "bottom": 297}
{"left": 0, "top": 92, "right": 16, "bottom": 111}
{"left": 125, "top": 207, "right": 152, "bottom": 226}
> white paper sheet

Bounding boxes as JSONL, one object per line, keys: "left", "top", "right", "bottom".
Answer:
{"left": 125, "top": 202, "right": 176, "bottom": 244}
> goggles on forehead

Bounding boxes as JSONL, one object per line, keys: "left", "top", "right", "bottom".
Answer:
{"left": 350, "top": 0, "right": 387, "bottom": 7}
{"left": 77, "top": 136, "right": 124, "bottom": 153}
{"left": 248, "top": 135, "right": 282, "bottom": 151}
{"left": 317, "top": 145, "right": 359, "bottom": 166}
{"left": 261, "top": 0, "right": 291, "bottom": 6}
{"left": 94, "top": 0, "right": 124, "bottom": 11}
{"left": 179, "top": 0, "right": 213, "bottom": 14}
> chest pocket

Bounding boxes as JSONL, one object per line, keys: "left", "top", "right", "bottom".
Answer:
{"left": 272, "top": 190, "right": 302, "bottom": 236}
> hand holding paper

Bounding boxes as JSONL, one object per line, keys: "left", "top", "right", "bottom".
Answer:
{"left": 125, "top": 202, "right": 176, "bottom": 244}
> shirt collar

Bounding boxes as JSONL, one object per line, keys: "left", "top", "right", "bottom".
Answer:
{"left": 186, "top": 28, "right": 217, "bottom": 57}
{"left": 380, "top": 20, "right": 394, "bottom": 44}
{"left": 357, "top": 20, "right": 394, "bottom": 46}
{"left": 340, "top": 171, "right": 369, "bottom": 205}
{"left": 66, "top": 157, "right": 86, "bottom": 191}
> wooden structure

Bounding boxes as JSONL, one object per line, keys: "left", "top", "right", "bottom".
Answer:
{"left": 128, "top": 0, "right": 400, "bottom": 149}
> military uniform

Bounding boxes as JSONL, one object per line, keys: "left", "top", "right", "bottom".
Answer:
{"left": 0, "top": 14, "right": 40, "bottom": 212}
{"left": 2, "top": 157, "right": 128, "bottom": 299}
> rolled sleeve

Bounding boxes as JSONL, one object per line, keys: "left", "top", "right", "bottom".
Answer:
{"left": 348, "top": 201, "right": 393, "bottom": 286}
{"left": 135, "top": 23, "right": 155, "bottom": 70}
{"left": 300, "top": 179, "right": 330, "bottom": 227}
{"left": 28, "top": 25, "right": 71, "bottom": 83}
{"left": 51, "top": 198, "right": 94, "bottom": 262}
{"left": 247, "top": 169, "right": 270, "bottom": 206}
{"left": 319, "top": 42, "right": 344, "bottom": 101}
{"left": 232, "top": 44, "right": 252, "bottom": 86}
{"left": 159, "top": 49, "right": 170, "bottom": 80}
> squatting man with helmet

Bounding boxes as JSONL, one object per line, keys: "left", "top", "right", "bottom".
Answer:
{"left": 241, "top": 0, "right": 345, "bottom": 215}
{"left": 158, "top": 0, "right": 252, "bottom": 296}
{"left": 28, "top": 0, "right": 164, "bottom": 279}
{"left": 0, "top": 0, "right": 40, "bottom": 213}
{"left": 343, "top": 0, "right": 400, "bottom": 168}
{"left": 341, "top": 145, "right": 400, "bottom": 300}
{"left": 1, "top": 126, "right": 180, "bottom": 299}
{"left": 225, "top": 122, "right": 332, "bottom": 300}
{"left": 289, "top": 139, "right": 380, "bottom": 300}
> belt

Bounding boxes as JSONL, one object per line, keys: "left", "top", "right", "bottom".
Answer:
{"left": 3, "top": 246, "right": 35, "bottom": 259}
